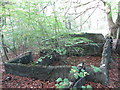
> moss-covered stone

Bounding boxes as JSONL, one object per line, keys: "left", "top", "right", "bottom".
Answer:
{"left": 8, "top": 51, "right": 33, "bottom": 64}
{"left": 65, "top": 43, "right": 104, "bottom": 56}
{"left": 4, "top": 63, "right": 71, "bottom": 80}
{"left": 69, "top": 33, "right": 105, "bottom": 43}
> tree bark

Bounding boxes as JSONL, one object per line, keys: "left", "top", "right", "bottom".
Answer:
{"left": 1, "top": 34, "right": 9, "bottom": 60}
{"left": 101, "top": 0, "right": 120, "bottom": 38}
{"left": 114, "top": 1, "right": 120, "bottom": 53}
{"left": 116, "top": 1, "right": 120, "bottom": 27}
{"left": 116, "top": 1, "right": 120, "bottom": 39}
{"left": 101, "top": 0, "right": 120, "bottom": 52}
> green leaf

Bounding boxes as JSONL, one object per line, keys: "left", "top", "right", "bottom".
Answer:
{"left": 74, "top": 74, "right": 78, "bottom": 79}
{"left": 59, "top": 85, "right": 64, "bottom": 88}
{"left": 70, "top": 70, "right": 73, "bottom": 73}
{"left": 64, "top": 78, "right": 69, "bottom": 83}
{"left": 81, "top": 69, "right": 85, "bottom": 72}
{"left": 94, "top": 67, "right": 101, "bottom": 72}
{"left": 38, "top": 58, "right": 42, "bottom": 62}
{"left": 90, "top": 65, "right": 95, "bottom": 68}
{"left": 56, "top": 78, "right": 62, "bottom": 82}
{"left": 87, "top": 73, "right": 90, "bottom": 75}
{"left": 65, "top": 82, "right": 69, "bottom": 86}
{"left": 79, "top": 72, "right": 84, "bottom": 77}
{"left": 91, "top": 65, "right": 101, "bottom": 72}
{"left": 49, "top": 55, "right": 52, "bottom": 59}
{"left": 81, "top": 86, "right": 86, "bottom": 88}
{"left": 86, "top": 85, "right": 92, "bottom": 88}
{"left": 55, "top": 84, "right": 59, "bottom": 87}
{"left": 59, "top": 82, "right": 64, "bottom": 85}
{"left": 71, "top": 66, "right": 79, "bottom": 72}
{"left": 72, "top": 66, "right": 77, "bottom": 69}
{"left": 76, "top": 68, "right": 79, "bottom": 72}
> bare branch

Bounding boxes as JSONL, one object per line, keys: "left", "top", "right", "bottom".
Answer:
{"left": 79, "top": 3, "right": 99, "bottom": 29}
{"left": 75, "top": 0, "right": 96, "bottom": 8}
{"left": 100, "top": 0, "right": 106, "bottom": 4}
{"left": 39, "top": 3, "right": 50, "bottom": 13}
{"left": 74, "top": 5, "right": 99, "bottom": 20}
{"left": 64, "top": 0, "right": 72, "bottom": 16}
{"left": 98, "top": 6, "right": 106, "bottom": 12}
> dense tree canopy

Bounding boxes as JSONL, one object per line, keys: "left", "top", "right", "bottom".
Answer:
{"left": 0, "top": 0, "right": 120, "bottom": 54}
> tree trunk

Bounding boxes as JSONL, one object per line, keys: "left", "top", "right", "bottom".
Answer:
{"left": 116, "top": 1, "right": 120, "bottom": 39}
{"left": 101, "top": 0, "right": 120, "bottom": 52}
{"left": 115, "top": 1, "right": 120, "bottom": 54}
{"left": 101, "top": 0, "right": 120, "bottom": 38}
{"left": 116, "top": 27, "right": 120, "bottom": 55}
{"left": 1, "top": 34, "right": 9, "bottom": 60}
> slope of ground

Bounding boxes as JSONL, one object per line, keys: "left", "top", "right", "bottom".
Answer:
{"left": 0, "top": 53, "right": 120, "bottom": 88}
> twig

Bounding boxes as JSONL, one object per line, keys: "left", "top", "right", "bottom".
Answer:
{"left": 64, "top": 0, "right": 73, "bottom": 16}
{"left": 74, "top": 6, "right": 98, "bottom": 20}
{"left": 39, "top": 3, "right": 50, "bottom": 13}
{"left": 75, "top": 0, "right": 96, "bottom": 8}
{"left": 78, "top": 2, "right": 100, "bottom": 30}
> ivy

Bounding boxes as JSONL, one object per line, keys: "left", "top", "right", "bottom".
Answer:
{"left": 70, "top": 66, "right": 89, "bottom": 79}
{"left": 90, "top": 65, "right": 101, "bottom": 72}
{"left": 37, "top": 58, "right": 42, "bottom": 62}
{"left": 55, "top": 65, "right": 91, "bottom": 88}
{"left": 82, "top": 85, "right": 92, "bottom": 89}
{"left": 53, "top": 47, "right": 66, "bottom": 55}
{"left": 56, "top": 77, "right": 62, "bottom": 82}
{"left": 55, "top": 78, "right": 70, "bottom": 88}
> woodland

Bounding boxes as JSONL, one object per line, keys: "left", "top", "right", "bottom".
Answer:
{"left": 0, "top": 0, "right": 120, "bottom": 89}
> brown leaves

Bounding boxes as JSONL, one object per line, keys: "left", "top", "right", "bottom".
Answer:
{"left": 1, "top": 54, "right": 120, "bottom": 88}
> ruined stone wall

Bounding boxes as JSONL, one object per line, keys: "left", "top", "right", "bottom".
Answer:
{"left": 4, "top": 63, "right": 71, "bottom": 80}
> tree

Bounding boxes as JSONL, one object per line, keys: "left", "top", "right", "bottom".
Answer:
{"left": 1, "top": 0, "right": 120, "bottom": 54}
{"left": 100, "top": 0, "right": 120, "bottom": 38}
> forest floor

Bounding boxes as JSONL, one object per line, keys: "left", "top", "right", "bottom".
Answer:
{"left": 0, "top": 51, "right": 120, "bottom": 89}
